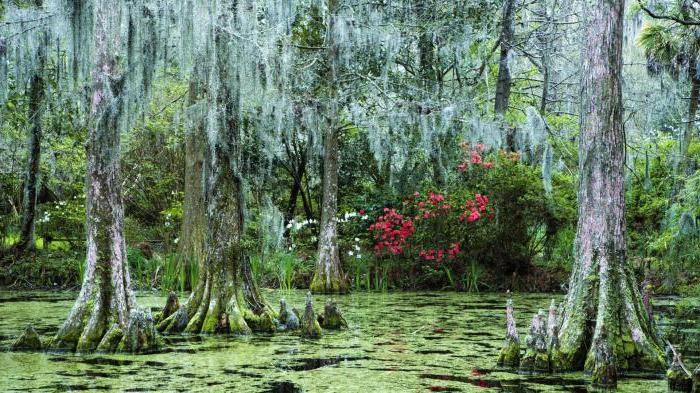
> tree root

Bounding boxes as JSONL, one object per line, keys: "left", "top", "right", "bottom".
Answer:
{"left": 497, "top": 298, "right": 520, "bottom": 368}
{"left": 277, "top": 298, "right": 300, "bottom": 331}
{"left": 11, "top": 325, "right": 42, "bottom": 351}
{"left": 301, "top": 292, "right": 322, "bottom": 338}
{"left": 317, "top": 299, "right": 347, "bottom": 329}
{"left": 520, "top": 309, "right": 549, "bottom": 373}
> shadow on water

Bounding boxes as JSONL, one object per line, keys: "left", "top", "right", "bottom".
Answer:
{"left": 276, "top": 355, "right": 369, "bottom": 371}
{"left": 264, "top": 381, "right": 303, "bottom": 393}
{"left": 420, "top": 371, "right": 589, "bottom": 393}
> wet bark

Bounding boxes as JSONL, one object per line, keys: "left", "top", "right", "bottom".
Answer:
{"left": 16, "top": 40, "right": 46, "bottom": 253}
{"left": 551, "top": 0, "right": 665, "bottom": 385}
{"left": 52, "top": 1, "right": 155, "bottom": 353}
{"left": 177, "top": 78, "right": 206, "bottom": 291}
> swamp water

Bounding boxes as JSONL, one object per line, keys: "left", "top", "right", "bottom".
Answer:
{"left": 0, "top": 290, "right": 697, "bottom": 392}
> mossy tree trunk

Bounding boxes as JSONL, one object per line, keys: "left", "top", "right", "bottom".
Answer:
{"left": 177, "top": 77, "right": 206, "bottom": 291}
{"left": 52, "top": 0, "right": 154, "bottom": 353}
{"left": 159, "top": 3, "right": 274, "bottom": 334}
{"left": 16, "top": 36, "right": 46, "bottom": 253}
{"left": 310, "top": 0, "right": 347, "bottom": 294}
{"left": 311, "top": 127, "right": 348, "bottom": 294}
{"left": 551, "top": 0, "right": 665, "bottom": 385}
{"left": 671, "top": 59, "right": 700, "bottom": 202}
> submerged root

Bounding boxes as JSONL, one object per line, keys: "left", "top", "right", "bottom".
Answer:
{"left": 301, "top": 292, "right": 322, "bottom": 338}
{"left": 156, "top": 283, "right": 276, "bottom": 335}
{"left": 120, "top": 307, "right": 157, "bottom": 353}
{"left": 155, "top": 291, "right": 180, "bottom": 324}
{"left": 317, "top": 299, "right": 347, "bottom": 329}
{"left": 158, "top": 305, "right": 190, "bottom": 333}
{"left": 277, "top": 298, "right": 300, "bottom": 331}
{"left": 11, "top": 325, "right": 43, "bottom": 351}
{"left": 520, "top": 309, "right": 549, "bottom": 373}
{"left": 497, "top": 298, "right": 520, "bottom": 368}
{"left": 590, "top": 332, "right": 617, "bottom": 388}
{"left": 52, "top": 295, "right": 157, "bottom": 354}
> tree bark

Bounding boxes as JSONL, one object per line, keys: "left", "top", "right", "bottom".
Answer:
{"left": 158, "top": 3, "right": 275, "bottom": 334}
{"left": 550, "top": 0, "right": 665, "bottom": 385}
{"left": 495, "top": 0, "right": 516, "bottom": 150}
{"left": 16, "top": 41, "right": 45, "bottom": 253}
{"left": 177, "top": 78, "right": 206, "bottom": 291}
{"left": 310, "top": 0, "right": 348, "bottom": 294}
{"left": 495, "top": 0, "right": 515, "bottom": 116}
{"left": 671, "top": 60, "right": 700, "bottom": 201}
{"left": 52, "top": 0, "right": 155, "bottom": 353}
{"left": 311, "top": 128, "right": 348, "bottom": 293}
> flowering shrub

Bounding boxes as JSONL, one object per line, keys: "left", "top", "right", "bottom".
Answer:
{"left": 370, "top": 190, "right": 493, "bottom": 270}
{"left": 370, "top": 208, "right": 415, "bottom": 255}
{"left": 360, "top": 140, "right": 567, "bottom": 291}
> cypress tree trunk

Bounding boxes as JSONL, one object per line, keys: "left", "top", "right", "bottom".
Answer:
{"left": 495, "top": 0, "right": 515, "bottom": 116}
{"left": 16, "top": 42, "right": 45, "bottom": 253}
{"left": 550, "top": 0, "right": 665, "bottom": 385}
{"left": 52, "top": 0, "right": 155, "bottom": 353}
{"left": 158, "top": 2, "right": 275, "bottom": 333}
{"left": 671, "top": 61, "right": 700, "bottom": 201}
{"left": 177, "top": 78, "right": 206, "bottom": 291}
{"left": 311, "top": 128, "right": 348, "bottom": 293}
{"left": 310, "top": 0, "right": 348, "bottom": 294}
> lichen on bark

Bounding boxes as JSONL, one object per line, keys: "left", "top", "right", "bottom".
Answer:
{"left": 301, "top": 292, "right": 322, "bottom": 338}
{"left": 546, "top": 0, "right": 665, "bottom": 385}
{"left": 50, "top": 0, "right": 157, "bottom": 354}
{"left": 156, "top": 0, "right": 275, "bottom": 335}
{"left": 497, "top": 298, "right": 520, "bottom": 368}
{"left": 520, "top": 309, "right": 549, "bottom": 373}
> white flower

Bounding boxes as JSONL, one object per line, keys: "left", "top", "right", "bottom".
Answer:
{"left": 356, "top": 254, "right": 361, "bottom": 259}
{"left": 173, "top": 238, "right": 179, "bottom": 244}
{"left": 354, "top": 237, "right": 360, "bottom": 242}
{"left": 348, "top": 251, "right": 354, "bottom": 256}
{"left": 354, "top": 245, "right": 360, "bottom": 251}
